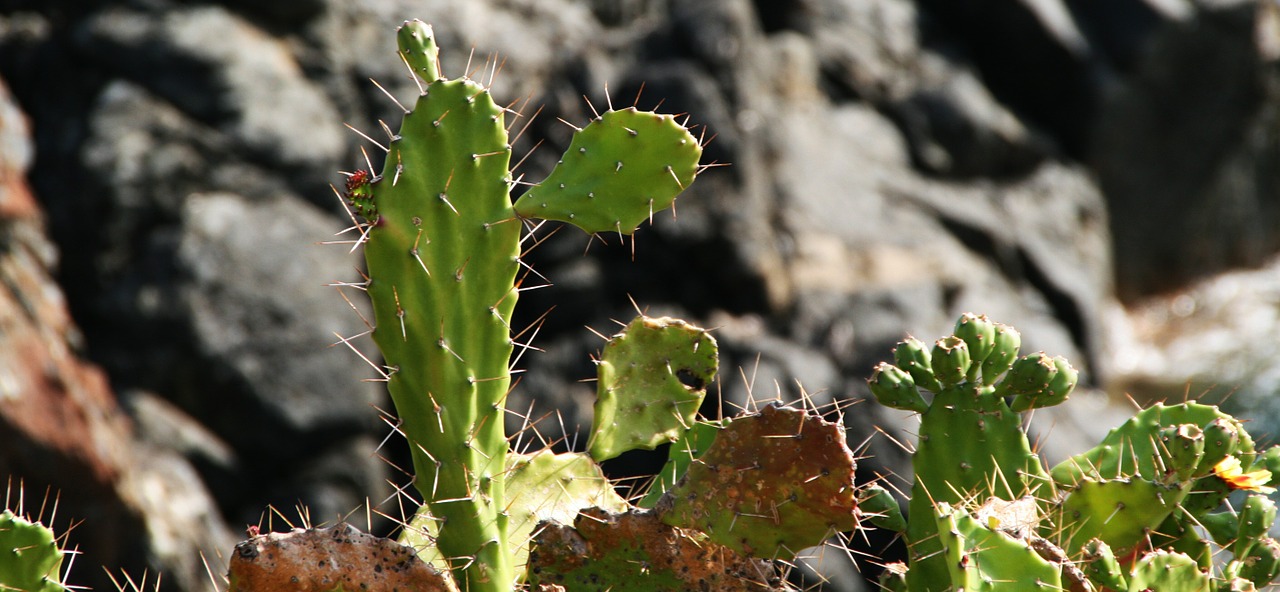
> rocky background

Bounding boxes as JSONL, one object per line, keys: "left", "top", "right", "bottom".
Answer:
{"left": 1, "top": 0, "right": 1279, "bottom": 590}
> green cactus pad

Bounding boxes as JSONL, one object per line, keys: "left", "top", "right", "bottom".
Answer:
{"left": 229, "top": 523, "right": 454, "bottom": 592}
{"left": 526, "top": 508, "right": 788, "bottom": 591}
{"left": 905, "top": 380, "right": 1050, "bottom": 590}
{"left": 1050, "top": 477, "right": 1186, "bottom": 557}
{"left": 513, "top": 108, "right": 701, "bottom": 235}
{"left": 933, "top": 503, "right": 1061, "bottom": 591}
{"left": 402, "top": 451, "right": 628, "bottom": 579}
{"left": 0, "top": 510, "right": 67, "bottom": 592}
{"left": 1125, "top": 550, "right": 1208, "bottom": 592}
{"left": 1236, "top": 537, "right": 1280, "bottom": 588}
{"left": 1234, "top": 494, "right": 1277, "bottom": 558}
{"left": 588, "top": 316, "right": 718, "bottom": 462}
{"left": 658, "top": 403, "right": 858, "bottom": 559}
{"left": 504, "top": 451, "right": 629, "bottom": 571}
{"left": 1050, "top": 402, "right": 1255, "bottom": 487}
{"left": 364, "top": 26, "right": 522, "bottom": 589}
{"left": 637, "top": 418, "right": 726, "bottom": 509}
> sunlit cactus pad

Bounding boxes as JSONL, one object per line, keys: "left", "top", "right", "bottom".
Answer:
{"left": 589, "top": 315, "right": 718, "bottom": 462}
{"left": 513, "top": 108, "right": 702, "bottom": 235}
{"left": 658, "top": 402, "right": 858, "bottom": 559}
{"left": 526, "top": 507, "right": 789, "bottom": 591}
{"left": 228, "top": 523, "right": 453, "bottom": 592}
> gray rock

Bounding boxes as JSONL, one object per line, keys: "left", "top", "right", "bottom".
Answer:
{"left": 77, "top": 5, "right": 344, "bottom": 174}
{"left": 1094, "top": 2, "right": 1280, "bottom": 298}
{"left": 175, "top": 190, "right": 386, "bottom": 524}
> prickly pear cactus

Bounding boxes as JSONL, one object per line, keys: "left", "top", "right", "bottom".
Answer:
{"left": 525, "top": 507, "right": 789, "bottom": 592}
{"left": 402, "top": 450, "right": 630, "bottom": 577}
{"left": 0, "top": 509, "right": 68, "bottom": 592}
{"left": 657, "top": 402, "right": 859, "bottom": 559}
{"left": 932, "top": 502, "right": 1061, "bottom": 591}
{"left": 864, "top": 313, "right": 1280, "bottom": 592}
{"left": 229, "top": 523, "right": 453, "bottom": 592}
{"left": 512, "top": 110, "right": 701, "bottom": 235}
{"left": 345, "top": 19, "right": 702, "bottom": 591}
{"left": 588, "top": 316, "right": 717, "bottom": 462}
{"left": 867, "top": 314, "right": 1061, "bottom": 590}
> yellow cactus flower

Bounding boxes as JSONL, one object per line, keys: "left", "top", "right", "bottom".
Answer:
{"left": 1213, "top": 456, "right": 1277, "bottom": 494}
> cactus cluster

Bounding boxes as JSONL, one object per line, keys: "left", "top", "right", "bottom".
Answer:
{"left": 304, "top": 20, "right": 863, "bottom": 592}
{"left": 228, "top": 19, "right": 1280, "bottom": 592}
{"left": 867, "top": 313, "right": 1280, "bottom": 592}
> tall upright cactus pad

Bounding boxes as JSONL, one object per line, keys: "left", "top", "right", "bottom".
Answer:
{"left": 526, "top": 507, "right": 789, "bottom": 591}
{"left": 657, "top": 403, "right": 859, "bottom": 559}
{"left": 362, "top": 20, "right": 521, "bottom": 588}
{"left": 513, "top": 110, "right": 701, "bottom": 235}
{"left": 0, "top": 510, "right": 67, "bottom": 592}
{"left": 588, "top": 316, "right": 717, "bottom": 462}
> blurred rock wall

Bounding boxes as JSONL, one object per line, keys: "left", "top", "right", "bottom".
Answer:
{"left": 0, "top": 0, "right": 1277, "bottom": 590}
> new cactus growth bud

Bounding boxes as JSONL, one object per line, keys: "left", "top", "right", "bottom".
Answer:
{"left": 879, "top": 563, "right": 909, "bottom": 592}
{"left": 894, "top": 337, "right": 941, "bottom": 392}
{"left": 397, "top": 20, "right": 441, "bottom": 81}
{"left": 857, "top": 483, "right": 906, "bottom": 533}
{"left": 588, "top": 316, "right": 718, "bottom": 462}
{"left": 952, "top": 313, "right": 996, "bottom": 382}
{"left": 995, "top": 352, "right": 1057, "bottom": 400}
{"left": 929, "top": 335, "right": 971, "bottom": 387}
{"left": 868, "top": 362, "right": 927, "bottom": 413}
{"left": 978, "top": 322, "right": 1020, "bottom": 386}
{"left": 1007, "top": 354, "right": 1076, "bottom": 412}
{"left": 1158, "top": 423, "right": 1205, "bottom": 483}
{"left": 658, "top": 403, "right": 858, "bottom": 559}
{"left": 1200, "top": 417, "right": 1244, "bottom": 474}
